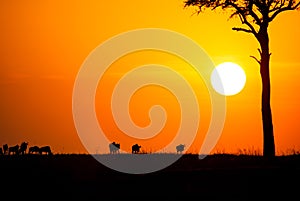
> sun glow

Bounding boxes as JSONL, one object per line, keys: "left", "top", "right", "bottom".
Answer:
{"left": 211, "top": 62, "right": 246, "bottom": 96}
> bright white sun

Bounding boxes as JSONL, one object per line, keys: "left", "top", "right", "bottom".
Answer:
{"left": 210, "top": 62, "right": 246, "bottom": 96}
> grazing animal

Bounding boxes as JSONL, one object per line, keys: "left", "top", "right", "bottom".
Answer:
{"left": 176, "top": 144, "right": 185, "bottom": 154}
{"left": 28, "top": 146, "right": 40, "bottom": 154}
{"left": 0, "top": 147, "right": 3, "bottom": 155}
{"left": 131, "top": 144, "right": 141, "bottom": 154}
{"left": 3, "top": 144, "right": 8, "bottom": 155}
{"left": 39, "top": 146, "right": 52, "bottom": 155}
{"left": 8, "top": 144, "right": 19, "bottom": 155}
{"left": 19, "top": 142, "right": 28, "bottom": 155}
{"left": 109, "top": 142, "right": 120, "bottom": 154}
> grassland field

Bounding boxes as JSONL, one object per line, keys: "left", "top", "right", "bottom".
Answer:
{"left": 1, "top": 153, "right": 299, "bottom": 200}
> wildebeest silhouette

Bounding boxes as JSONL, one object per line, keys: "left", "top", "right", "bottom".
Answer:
{"left": 28, "top": 146, "right": 40, "bottom": 154}
{"left": 8, "top": 144, "right": 19, "bottom": 155}
{"left": 132, "top": 144, "right": 141, "bottom": 154}
{"left": 176, "top": 144, "right": 185, "bottom": 154}
{"left": 19, "top": 142, "right": 28, "bottom": 155}
{"left": 109, "top": 142, "right": 120, "bottom": 154}
{"left": 39, "top": 146, "right": 52, "bottom": 155}
{"left": 3, "top": 144, "right": 8, "bottom": 155}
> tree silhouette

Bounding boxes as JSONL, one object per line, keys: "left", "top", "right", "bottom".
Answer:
{"left": 183, "top": 0, "right": 300, "bottom": 157}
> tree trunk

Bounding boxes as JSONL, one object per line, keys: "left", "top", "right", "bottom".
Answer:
{"left": 258, "top": 26, "right": 275, "bottom": 158}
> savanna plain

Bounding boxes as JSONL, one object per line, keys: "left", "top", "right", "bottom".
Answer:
{"left": 1, "top": 152, "right": 299, "bottom": 200}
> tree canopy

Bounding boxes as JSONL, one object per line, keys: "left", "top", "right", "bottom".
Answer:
{"left": 184, "top": 0, "right": 300, "bottom": 37}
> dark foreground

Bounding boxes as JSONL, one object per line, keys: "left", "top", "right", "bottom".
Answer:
{"left": 1, "top": 153, "right": 299, "bottom": 200}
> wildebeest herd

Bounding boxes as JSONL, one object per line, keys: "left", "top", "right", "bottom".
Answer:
{"left": 109, "top": 142, "right": 142, "bottom": 154}
{"left": 108, "top": 142, "right": 186, "bottom": 154}
{"left": 0, "top": 141, "right": 185, "bottom": 155}
{"left": 0, "top": 142, "right": 52, "bottom": 155}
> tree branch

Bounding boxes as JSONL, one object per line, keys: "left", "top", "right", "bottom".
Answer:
{"left": 232, "top": 27, "right": 253, "bottom": 33}
{"left": 258, "top": 48, "right": 262, "bottom": 57}
{"left": 269, "top": 0, "right": 300, "bottom": 22}
{"left": 250, "top": 55, "right": 261, "bottom": 64}
{"left": 248, "top": 1, "right": 262, "bottom": 25}
{"left": 227, "top": 2, "right": 259, "bottom": 37}
{"left": 250, "top": 48, "right": 263, "bottom": 65}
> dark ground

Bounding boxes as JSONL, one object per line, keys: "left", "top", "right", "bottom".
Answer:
{"left": 1, "top": 153, "right": 299, "bottom": 200}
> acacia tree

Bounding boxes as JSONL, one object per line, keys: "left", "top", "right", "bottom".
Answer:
{"left": 184, "top": 0, "right": 300, "bottom": 157}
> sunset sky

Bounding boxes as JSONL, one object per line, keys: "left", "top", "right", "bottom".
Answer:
{"left": 1, "top": 0, "right": 300, "bottom": 155}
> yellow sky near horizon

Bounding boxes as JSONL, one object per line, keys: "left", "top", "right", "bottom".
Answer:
{"left": 0, "top": 0, "right": 300, "bottom": 155}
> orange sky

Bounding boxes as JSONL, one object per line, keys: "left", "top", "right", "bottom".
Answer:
{"left": 0, "top": 0, "right": 300, "bottom": 155}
